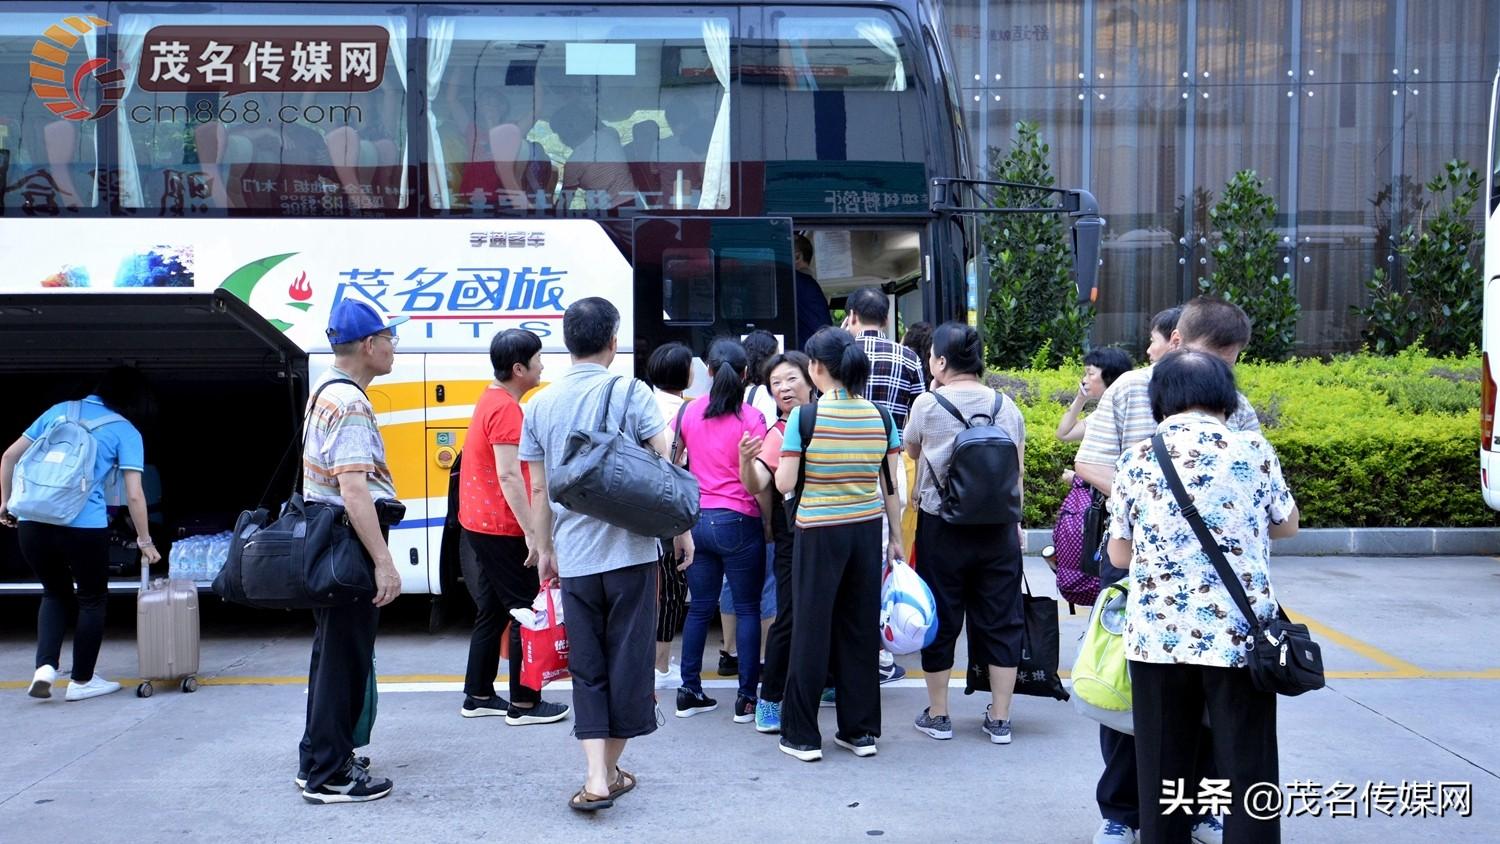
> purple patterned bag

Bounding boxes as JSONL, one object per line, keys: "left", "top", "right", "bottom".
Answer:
{"left": 1051, "top": 477, "right": 1101, "bottom": 607}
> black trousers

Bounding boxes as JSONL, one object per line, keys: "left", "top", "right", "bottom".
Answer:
{"left": 914, "top": 511, "right": 1024, "bottom": 672}
{"left": 1095, "top": 561, "right": 1221, "bottom": 830}
{"left": 1131, "top": 661, "right": 1280, "bottom": 844}
{"left": 460, "top": 529, "right": 540, "bottom": 705}
{"left": 299, "top": 525, "right": 385, "bottom": 790}
{"left": 561, "top": 561, "right": 658, "bottom": 741}
{"left": 757, "top": 505, "right": 796, "bottom": 702}
{"left": 299, "top": 600, "right": 380, "bottom": 788}
{"left": 19, "top": 523, "right": 110, "bottom": 683}
{"left": 782, "top": 519, "right": 882, "bottom": 747}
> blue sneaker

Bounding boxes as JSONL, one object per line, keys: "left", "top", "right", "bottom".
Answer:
{"left": 820, "top": 687, "right": 836, "bottom": 708}
{"left": 754, "top": 699, "right": 781, "bottom": 734}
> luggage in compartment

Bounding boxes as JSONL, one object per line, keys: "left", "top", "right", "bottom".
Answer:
{"left": 135, "top": 567, "right": 201, "bottom": 698}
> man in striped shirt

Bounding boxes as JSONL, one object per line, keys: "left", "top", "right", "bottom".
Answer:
{"left": 1073, "top": 296, "right": 1257, "bottom": 844}
{"left": 298, "top": 300, "right": 406, "bottom": 806}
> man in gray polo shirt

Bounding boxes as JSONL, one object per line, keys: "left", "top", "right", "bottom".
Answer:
{"left": 521, "top": 296, "right": 695, "bottom": 812}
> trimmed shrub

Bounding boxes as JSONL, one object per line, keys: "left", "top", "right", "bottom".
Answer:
{"left": 1198, "top": 170, "right": 1300, "bottom": 362}
{"left": 992, "top": 350, "right": 1495, "bottom": 528}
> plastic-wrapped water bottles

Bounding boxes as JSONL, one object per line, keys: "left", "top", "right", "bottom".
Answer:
{"left": 204, "top": 532, "right": 231, "bottom": 581}
{"left": 170, "top": 536, "right": 196, "bottom": 581}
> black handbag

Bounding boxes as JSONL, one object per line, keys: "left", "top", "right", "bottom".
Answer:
{"left": 964, "top": 574, "right": 1069, "bottom": 702}
{"left": 549, "top": 377, "right": 701, "bottom": 540}
{"left": 1080, "top": 487, "right": 1108, "bottom": 578}
{"left": 214, "top": 379, "right": 390, "bottom": 610}
{"left": 1151, "top": 434, "right": 1324, "bottom": 697}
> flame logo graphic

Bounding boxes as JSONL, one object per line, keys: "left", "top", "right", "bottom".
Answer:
{"left": 288, "top": 271, "right": 313, "bottom": 302}
{"left": 30, "top": 17, "right": 124, "bottom": 121}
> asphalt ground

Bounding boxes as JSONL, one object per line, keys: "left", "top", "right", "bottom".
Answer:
{"left": 0, "top": 555, "right": 1496, "bottom": 843}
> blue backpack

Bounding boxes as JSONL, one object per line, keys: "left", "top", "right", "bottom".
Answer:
{"left": 10, "top": 402, "right": 126, "bottom": 525}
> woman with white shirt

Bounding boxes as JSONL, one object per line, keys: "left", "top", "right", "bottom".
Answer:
{"left": 646, "top": 342, "right": 694, "bottom": 688}
{"left": 1107, "top": 350, "right": 1299, "bottom": 844}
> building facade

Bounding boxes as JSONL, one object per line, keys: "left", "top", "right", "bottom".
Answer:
{"left": 945, "top": 0, "right": 1500, "bottom": 356}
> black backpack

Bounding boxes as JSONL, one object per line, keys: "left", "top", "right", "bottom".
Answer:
{"left": 925, "top": 392, "right": 1021, "bottom": 525}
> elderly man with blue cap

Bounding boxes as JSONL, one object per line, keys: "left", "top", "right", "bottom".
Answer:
{"left": 297, "top": 299, "right": 408, "bottom": 804}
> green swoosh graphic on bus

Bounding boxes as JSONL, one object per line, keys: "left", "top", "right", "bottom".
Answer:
{"left": 218, "top": 253, "right": 299, "bottom": 304}
{"left": 218, "top": 253, "right": 301, "bottom": 333}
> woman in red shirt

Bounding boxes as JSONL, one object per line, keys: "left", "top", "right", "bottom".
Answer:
{"left": 457, "top": 329, "right": 569, "bottom": 727}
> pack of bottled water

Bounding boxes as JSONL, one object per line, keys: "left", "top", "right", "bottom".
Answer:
{"left": 169, "top": 532, "right": 234, "bottom": 583}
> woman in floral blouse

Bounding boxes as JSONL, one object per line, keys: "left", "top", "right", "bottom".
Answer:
{"left": 1107, "top": 350, "right": 1300, "bottom": 844}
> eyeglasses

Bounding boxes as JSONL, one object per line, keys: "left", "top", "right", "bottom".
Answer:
{"left": 370, "top": 332, "right": 400, "bottom": 348}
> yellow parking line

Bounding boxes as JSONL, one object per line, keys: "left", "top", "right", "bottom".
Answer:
{"left": 1281, "top": 607, "right": 1428, "bottom": 676}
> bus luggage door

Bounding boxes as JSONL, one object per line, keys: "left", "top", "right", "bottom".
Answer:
{"left": 632, "top": 217, "right": 797, "bottom": 369}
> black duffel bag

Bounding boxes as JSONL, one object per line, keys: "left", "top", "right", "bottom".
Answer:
{"left": 213, "top": 378, "right": 398, "bottom": 610}
{"left": 215, "top": 494, "right": 380, "bottom": 609}
{"left": 550, "top": 376, "right": 700, "bottom": 540}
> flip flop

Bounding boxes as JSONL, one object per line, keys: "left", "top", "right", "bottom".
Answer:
{"left": 569, "top": 787, "right": 614, "bottom": 812}
{"left": 608, "top": 768, "right": 637, "bottom": 799}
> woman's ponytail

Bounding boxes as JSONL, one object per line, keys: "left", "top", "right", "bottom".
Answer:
{"left": 805, "top": 327, "right": 870, "bottom": 395}
{"left": 704, "top": 337, "right": 750, "bottom": 418}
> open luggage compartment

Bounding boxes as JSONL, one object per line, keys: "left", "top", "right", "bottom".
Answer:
{"left": 0, "top": 291, "right": 307, "bottom": 593}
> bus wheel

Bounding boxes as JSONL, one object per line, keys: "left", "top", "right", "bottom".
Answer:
{"left": 428, "top": 596, "right": 446, "bottom": 635}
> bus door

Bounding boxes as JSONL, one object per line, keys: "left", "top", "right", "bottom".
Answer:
{"left": 633, "top": 217, "right": 797, "bottom": 372}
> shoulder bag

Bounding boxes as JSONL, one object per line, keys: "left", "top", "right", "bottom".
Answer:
{"left": 549, "top": 376, "right": 700, "bottom": 540}
{"left": 1151, "top": 434, "right": 1324, "bottom": 696}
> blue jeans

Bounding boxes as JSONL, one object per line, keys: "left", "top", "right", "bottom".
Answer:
{"left": 682, "top": 508, "right": 765, "bottom": 701}
{"left": 718, "top": 544, "right": 777, "bottom": 618}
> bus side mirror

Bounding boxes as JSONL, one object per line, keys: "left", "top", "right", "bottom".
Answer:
{"left": 1071, "top": 215, "right": 1104, "bottom": 305}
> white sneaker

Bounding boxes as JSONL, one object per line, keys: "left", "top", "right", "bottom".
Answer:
{"left": 64, "top": 675, "right": 122, "bottom": 701}
{"left": 654, "top": 663, "right": 681, "bottom": 690}
{"left": 1191, "top": 816, "right": 1224, "bottom": 844}
{"left": 28, "top": 665, "right": 56, "bottom": 699}
{"left": 1092, "top": 820, "right": 1137, "bottom": 844}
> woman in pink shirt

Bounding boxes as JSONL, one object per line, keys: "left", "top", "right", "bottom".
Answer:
{"left": 672, "top": 338, "right": 768, "bottom": 723}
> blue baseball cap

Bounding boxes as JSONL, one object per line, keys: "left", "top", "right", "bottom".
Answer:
{"left": 326, "top": 299, "right": 409, "bottom": 345}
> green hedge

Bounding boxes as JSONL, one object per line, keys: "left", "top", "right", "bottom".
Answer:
{"left": 989, "top": 348, "right": 1497, "bottom": 528}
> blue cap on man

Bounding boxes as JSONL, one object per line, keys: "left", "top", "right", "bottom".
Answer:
{"left": 326, "top": 299, "right": 410, "bottom": 345}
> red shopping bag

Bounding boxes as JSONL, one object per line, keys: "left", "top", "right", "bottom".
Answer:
{"left": 519, "top": 586, "right": 569, "bottom": 690}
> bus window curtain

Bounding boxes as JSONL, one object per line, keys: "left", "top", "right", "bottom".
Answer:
{"left": 701, "top": 18, "right": 731, "bottom": 210}
{"left": 424, "top": 16, "right": 457, "bottom": 208}
{"left": 855, "top": 21, "right": 906, "bottom": 92}
{"left": 114, "top": 19, "right": 146, "bottom": 207}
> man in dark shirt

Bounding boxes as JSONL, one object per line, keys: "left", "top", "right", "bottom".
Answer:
{"left": 794, "top": 234, "right": 833, "bottom": 351}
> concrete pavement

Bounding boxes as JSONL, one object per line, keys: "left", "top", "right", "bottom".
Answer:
{"left": 0, "top": 555, "right": 1496, "bottom": 843}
